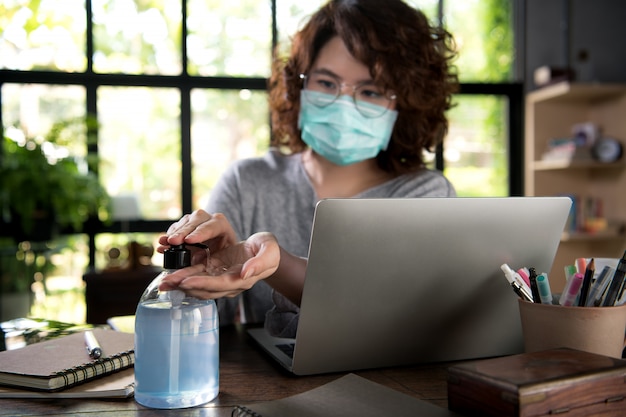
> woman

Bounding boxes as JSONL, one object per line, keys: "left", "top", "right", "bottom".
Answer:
{"left": 159, "top": 0, "right": 458, "bottom": 337}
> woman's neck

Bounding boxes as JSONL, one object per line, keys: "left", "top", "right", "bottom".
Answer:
{"left": 301, "top": 149, "right": 392, "bottom": 199}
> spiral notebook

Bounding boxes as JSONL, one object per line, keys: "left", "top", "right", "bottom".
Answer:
{"left": 0, "top": 367, "right": 135, "bottom": 399}
{"left": 0, "top": 328, "right": 134, "bottom": 391}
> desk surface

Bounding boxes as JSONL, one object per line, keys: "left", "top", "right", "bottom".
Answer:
{"left": 0, "top": 325, "right": 452, "bottom": 416}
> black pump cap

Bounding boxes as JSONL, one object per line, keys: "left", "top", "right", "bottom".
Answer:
{"left": 163, "top": 244, "right": 191, "bottom": 269}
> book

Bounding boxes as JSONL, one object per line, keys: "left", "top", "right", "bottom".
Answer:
{"left": 232, "top": 373, "right": 461, "bottom": 417}
{"left": 0, "top": 328, "right": 134, "bottom": 391}
{"left": 0, "top": 367, "right": 134, "bottom": 399}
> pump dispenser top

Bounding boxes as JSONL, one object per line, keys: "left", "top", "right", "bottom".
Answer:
{"left": 163, "top": 245, "right": 191, "bottom": 269}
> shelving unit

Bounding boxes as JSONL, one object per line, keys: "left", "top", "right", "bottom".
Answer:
{"left": 525, "top": 82, "right": 626, "bottom": 287}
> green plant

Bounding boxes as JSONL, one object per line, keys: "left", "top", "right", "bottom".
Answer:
{"left": 0, "top": 118, "right": 111, "bottom": 239}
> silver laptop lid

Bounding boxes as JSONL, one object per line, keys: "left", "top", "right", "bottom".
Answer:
{"left": 290, "top": 197, "right": 571, "bottom": 375}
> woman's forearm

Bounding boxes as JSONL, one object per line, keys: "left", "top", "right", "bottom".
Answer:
{"left": 264, "top": 246, "right": 308, "bottom": 306}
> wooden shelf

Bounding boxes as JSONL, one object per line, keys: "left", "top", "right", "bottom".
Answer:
{"left": 527, "top": 82, "right": 626, "bottom": 104}
{"left": 561, "top": 230, "right": 626, "bottom": 242}
{"left": 533, "top": 160, "right": 625, "bottom": 171}
{"left": 525, "top": 82, "right": 626, "bottom": 282}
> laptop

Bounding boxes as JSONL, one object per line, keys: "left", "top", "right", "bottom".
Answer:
{"left": 248, "top": 197, "right": 572, "bottom": 375}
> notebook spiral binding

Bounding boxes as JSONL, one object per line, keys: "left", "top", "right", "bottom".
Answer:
{"left": 53, "top": 350, "right": 134, "bottom": 388}
{"left": 231, "top": 405, "right": 263, "bottom": 417}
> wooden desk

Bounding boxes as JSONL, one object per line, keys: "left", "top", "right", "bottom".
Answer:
{"left": 0, "top": 325, "right": 452, "bottom": 416}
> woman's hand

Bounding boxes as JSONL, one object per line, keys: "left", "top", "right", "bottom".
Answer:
{"left": 157, "top": 209, "right": 238, "bottom": 265}
{"left": 158, "top": 232, "right": 280, "bottom": 299}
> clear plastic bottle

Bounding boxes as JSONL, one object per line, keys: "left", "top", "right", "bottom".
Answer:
{"left": 134, "top": 244, "right": 219, "bottom": 409}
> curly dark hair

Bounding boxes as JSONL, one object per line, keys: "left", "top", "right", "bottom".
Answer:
{"left": 268, "top": 0, "right": 458, "bottom": 175}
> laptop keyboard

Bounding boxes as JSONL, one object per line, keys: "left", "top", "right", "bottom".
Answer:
{"left": 276, "top": 343, "right": 295, "bottom": 358}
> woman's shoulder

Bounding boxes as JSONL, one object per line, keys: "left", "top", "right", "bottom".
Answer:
{"left": 401, "top": 168, "right": 457, "bottom": 197}
{"left": 229, "top": 148, "right": 301, "bottom": 175}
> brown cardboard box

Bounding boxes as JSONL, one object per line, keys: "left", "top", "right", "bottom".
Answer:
{"left": 447, "top": 348, "right": 626, "bottom": 417}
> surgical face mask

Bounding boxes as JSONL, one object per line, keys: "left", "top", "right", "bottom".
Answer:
{"left": 298, "top": 90, "right": 398, "bottom": 166}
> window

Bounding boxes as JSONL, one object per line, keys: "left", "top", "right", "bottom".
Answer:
{"left": 441, "top": 0, "right": 521, "bottom": 197}
{"left": 1, "top": 0, "right": 521, "bottom": 321}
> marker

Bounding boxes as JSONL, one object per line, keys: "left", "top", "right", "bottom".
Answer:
{"left": 528, "top": 268, "right": 541, "bottom": 304}
{"left": 564, "top": 264, "right": 577, "bottom": 282}
{"left": 560, "top": 273, "right": 584, "bottom": 306}
{"left": 536, "top": 273, "right": 553, "bottom": 304}
{"left": 501, "top": 264, "right": 533, "bottom": 302}
{"left": 578, "top": 258, "right": 595, "bottom": 307}
{"left": 516, "top": 268, "right": 531, "bottom": 287}
{"left": 560, "top": 264, "right": 578, "bottom": 305}
{"left": 84, "top": 330, "right": 103, "bottom": 359}
{"left": 603, "top": 250, "right": 626, "bottom": 306}
{"left": 575, "top": 257, "right": 587, "bottom": 274}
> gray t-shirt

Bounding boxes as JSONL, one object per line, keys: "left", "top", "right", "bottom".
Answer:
{"left": 205, "top": 149, "right": 456, "bottom": 337}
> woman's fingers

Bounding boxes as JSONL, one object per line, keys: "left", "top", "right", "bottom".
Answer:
{"left": 183, "top": 213, "right": 237, "bottom": 250}
{"left": 241, "top": 232, "right": 280, "bottom": 281}
{"left": 158, "top": 264, "right": 206, "bottom": 289}
{"left": 160, "top": 269, "right": 255, "bottom": 299}
{"left": 166, "top": 213, "right": 192, "bottom": 235}
{"left": 166, "top": 210, "right": 212, "bottom": 245}
{"left": 157, "top": 210, "right": 238, "bottom": 254}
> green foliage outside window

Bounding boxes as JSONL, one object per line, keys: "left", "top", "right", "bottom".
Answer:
{"left": 442, "top": 0, "right": 514, "bottom": 197}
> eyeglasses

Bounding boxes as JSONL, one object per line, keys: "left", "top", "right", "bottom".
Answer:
{"left": 300, "top": 73, "right": 396, "bottom": 118}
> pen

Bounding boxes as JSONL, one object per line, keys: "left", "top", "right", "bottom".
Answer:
{"left": 603, "top": 250, "right": 626, "bottom": 306}
{"left": 85, "top": 330, "right": 103, "bottom": 359}
{"left": 528, "top": 267, "right": 541, "bottom": 304}
{"left": 616, "top": 288, "right": 626, "bottom": 306}
{"left": 588, "top": 265, "right": 614, "bottom": 306}
{"left": 511, "top": 280, "right": 533, "bottom": 302}
{"left": 578, "top": 258, "right": 595, "bottom": 306}
{"left": 596, "top": 268, "right": 615, "bottom": 306}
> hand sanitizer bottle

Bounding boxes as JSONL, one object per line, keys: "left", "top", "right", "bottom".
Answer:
{"left": 134, "top": 244, "right": 219, "bottom": 409}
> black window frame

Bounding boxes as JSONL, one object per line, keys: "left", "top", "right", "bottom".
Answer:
{"left": 0, "top": 0, "right": 524, "bottom": 268}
